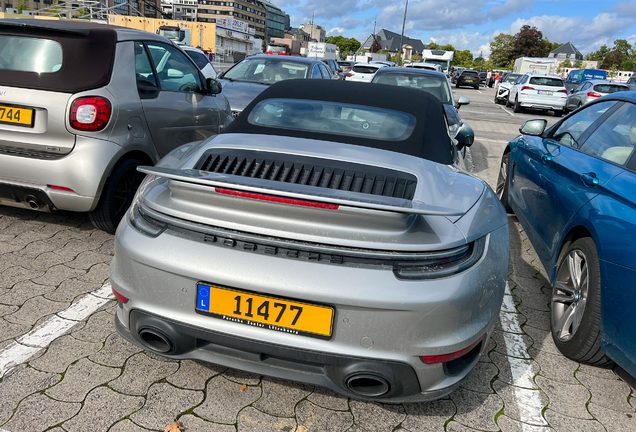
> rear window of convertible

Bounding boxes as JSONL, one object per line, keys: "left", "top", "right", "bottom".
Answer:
{"left": 247, "top": 98, "right": 416, "bottom": 141}
{"left": 0, "top": 36, "right": 63, "bottom": 73}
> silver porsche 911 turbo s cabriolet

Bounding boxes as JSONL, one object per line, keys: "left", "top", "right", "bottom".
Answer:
{"left": 110, "top": 80, "right": 509, "bottom": 402}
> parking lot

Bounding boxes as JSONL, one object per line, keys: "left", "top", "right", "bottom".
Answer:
{"left": 1, "top": 84, "right": 635, "bottom": 432}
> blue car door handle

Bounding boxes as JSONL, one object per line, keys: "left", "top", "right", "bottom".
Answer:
{"left": 581, "top": 172, "right": 599, "bottom": 187}
{"left": 541, "top": 154, "right": 552, "bottom": 164}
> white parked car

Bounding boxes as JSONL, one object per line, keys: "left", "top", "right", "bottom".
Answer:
{"left": 507, "top": 73, "right": 568, "bottom": 116}
{"left": 345, "top": 63, "right": 387, "bottom": 82}
{"left": 180, "top": 45, "right": 217, "bottom": 79}
{"left": 405, "top": 62, "right": 443, "bottom": 73}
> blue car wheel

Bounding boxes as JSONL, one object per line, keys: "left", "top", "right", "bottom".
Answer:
{"left": 551, "top": 238, "right": 611, "bottom": 366}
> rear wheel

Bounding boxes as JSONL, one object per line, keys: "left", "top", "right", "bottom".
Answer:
{"left": 89, "top": 159, "right": 144, "bottom": 234}
{"left": 551, "top": 238, "right": 612, "bottom": 366}
{"left": 455, "top": 82, "right": 460, "bottom": 88}
{"left": 554, "top": 109, "right": 563, "bottom": 117}
{"left": 496, "top": 152, "right": 513, "bottom": 213}
{"left": 513, "top": 96, "right": 522, "bottom": 113}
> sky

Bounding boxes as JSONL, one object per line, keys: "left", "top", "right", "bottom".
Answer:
{"left": 275, "top": 0, "right": 636, "bottom": 57}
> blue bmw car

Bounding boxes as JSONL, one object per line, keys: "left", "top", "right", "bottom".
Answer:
{"left": 496, "top": 93, "right": 636, "bottom": 376}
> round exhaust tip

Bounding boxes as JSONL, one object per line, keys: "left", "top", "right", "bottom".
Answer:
{"left": 138, "top": 328, "right": 173, "bottom": 354}
{"left": 25, "top": 196, "right": 40, "bottom": 210}
{"left": 345, "top": 374, "right": 390, "bottom": 397}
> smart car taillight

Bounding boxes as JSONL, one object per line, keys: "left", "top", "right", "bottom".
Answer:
{"left": 70, "top": 96, "right": 112, "bottom": 131}
{"left": 587, "top": 91, "right": 602, "bottom": 98}
{"left": 520, "top": 86, "right": 534, "bottom": 92}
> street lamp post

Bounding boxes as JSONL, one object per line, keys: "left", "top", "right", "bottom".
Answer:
{"left": 397, "top": 0, "right": 408, "bottom": 67}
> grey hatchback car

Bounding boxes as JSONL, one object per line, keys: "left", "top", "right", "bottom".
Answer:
{"left": 111, "top": 80, "right": 509, "bottom": 402}
{"left": 0, "top": 19, "right": 232, "bottom": 233}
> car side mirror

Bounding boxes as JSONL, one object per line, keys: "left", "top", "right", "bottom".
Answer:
{"left": 455, "top": 96, "right": 470, "bottom": 109}
{"left": 167, "top": 69, "right": 184, "bottom": 78}
{"left": 520, "top": 119, "right": 548, "bottom": 136}
{"left": 456, "top": 123, "right": 475, "bottom": 149}
{"left": 207, "top": 78, "right": 222, "bottom": 95}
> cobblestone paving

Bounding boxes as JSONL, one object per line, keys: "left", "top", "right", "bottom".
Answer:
{"left": 1, "top": 205, "right": 635, "bottom": 431}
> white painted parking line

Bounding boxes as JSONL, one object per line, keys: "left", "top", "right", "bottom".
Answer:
{"left": 477, "top": 90, "right": 483, "bottom": 94}
{"left": 478, "top": 138, "right": 511, "bottom": 144}
{"left": 500, "top": 105, "right": 515, "bottom": 117}
{"left": 499, "top": 282, "right": 546, "bottom": 428}
{"left": 0, "top": 283, "right": 114, "bottom": 378}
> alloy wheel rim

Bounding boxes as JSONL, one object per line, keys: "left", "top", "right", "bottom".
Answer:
{"left": 496, "top": 158, "right": 507, "bottom": 199}
{"left": 552, "top": 249, "right": 589, "bottom": 341}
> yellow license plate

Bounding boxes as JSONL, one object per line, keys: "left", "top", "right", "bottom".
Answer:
{"left": 0, "top": 105, "right": 34, "bottom": 127}
{"left": 196, "top": 284, "right": 334, "bottom": 339}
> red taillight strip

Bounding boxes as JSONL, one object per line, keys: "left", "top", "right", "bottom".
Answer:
{"left": 48, "top": 185, "right": 75, "bottom": 192}
{"left": 420, "top": 334, "right": 486, "bottom": 364}
{"left": 112, "top": 287, "right": 129, "bottom": 303}
{"left": 214, "top": 188, "right": 339, "bottom": 210}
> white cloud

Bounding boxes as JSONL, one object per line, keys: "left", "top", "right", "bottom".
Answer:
{"left": 608, "top": 0, "right": 636, "bottom": 17}
{"left": 377, "top": 0, "right": 488, "bottom": 32}
{"left": 509, "top": 12, "right": 635, "bottom": 53}
{"left": 338, "top": 16, "right": 364, "bottom": 29}
{"left": 487, "top": 0, "right": 537, "bottom": 21}
{"left": 431, "top": 31, "right": 492, "bottom": 57}
{"left": 327, "top": 27, "right": 346, "bottom": 36}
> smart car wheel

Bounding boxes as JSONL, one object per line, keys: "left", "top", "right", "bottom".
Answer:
{"left": 496, "top": 152, "right": 513, "bottom": 213}
{"left": 89, "top": 159, "right": 144, "bottom": 234}
{"left": 551, "top": 238, "right": 612, "bottom": 366}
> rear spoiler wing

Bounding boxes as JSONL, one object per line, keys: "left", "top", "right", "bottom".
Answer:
{"left": 138, "top": 166, "right": 464, "bottom": 217}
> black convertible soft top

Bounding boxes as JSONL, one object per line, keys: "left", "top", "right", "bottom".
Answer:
{"left": 222, "top": 79, "right": 453, "bottom": 165}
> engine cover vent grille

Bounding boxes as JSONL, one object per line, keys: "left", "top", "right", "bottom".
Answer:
{"left": 195, "top": 149, "right": 417, "bottom": 200}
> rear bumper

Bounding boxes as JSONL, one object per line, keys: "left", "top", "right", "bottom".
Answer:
{"left": 0, "top": 136, "right": 124, "bottom": 212}
{"left": 519, "top": 94, "right": 566, "bottom": 110}
{"left": 110, "top": 214, "right": 508, "bottom": 401}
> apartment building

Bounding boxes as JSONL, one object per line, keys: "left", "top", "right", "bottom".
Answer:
{"left": 197, "top": 0, "right": 266, "bottom": 39}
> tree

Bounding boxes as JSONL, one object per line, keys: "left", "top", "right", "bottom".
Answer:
{"left": 613, "top": 39, "right": 632, "bottom": 58}
{"left": 16, "top": 0, "right": 29, "bottom": 13}
{"left": 573, "top": 60, "right": 582, "bottom": 68}
{"left": 453, "top": 49, "right": 473, "bottom": 67}
{"left": 586, "top": 44, "right": 610, "bottom": 62}
{"left": 325, "top": 36, "right": 361, "bottom": 60}
{"left": 426, "top": 41, "right": 440, "bottom": 50}
{"left": 544, "top": 39, "right": 563, "bottom": 57}
{"left": 607, "top": 65, "right": 619, "bottom": 80}
{"left": 514, "top": 25, "right": 548, "bottom": 58}
{"left": 440, "top": 44, "right": 455, "bottom": 52}
{"left": 561, "top": 59, "right": 572, "bottom": 67}
{"left": 602, "top": 50, "right": 626, "bottom": 69}
{"left": 411, "top": 52, "right": 422, "bottom": 62}
{"left": 621, "top": 59, "right": 636, "bottom": 71}
{"left": 489, "top": 33, "right": 516, "bottom": 68}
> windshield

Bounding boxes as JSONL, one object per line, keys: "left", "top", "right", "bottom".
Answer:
{"left": 0, "top": 35, "right": 63, "bottom": 73}
{"left": 422, "top": 59, "right": 447, "bottom": 69}
{"left": 222, "top": 58, "right": 309, "bottom": 83}
{"left": 373, "top": 73, "right": 451, "bottom": 104}
{"left": 504, "top": 74, "right": 522, "bottom": 83}
{"left": 267, "top": 45, "right": 286, "bottom": 53}
{"left": 529, "top": 77, "right": 564, "bottom": 87}
{"left": 248, "top": 98, "right": 416, "bottom": 141}
{"left": 160, "top": 30, "right": 180, "bottom": 41}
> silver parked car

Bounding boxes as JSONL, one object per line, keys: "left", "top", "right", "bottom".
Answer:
{"left": 217, "top": 55, "right": 333, "bottom": 118}
{"left": 0, "top": 19, "right": 231, "bottom": 233}
{"left": 565, "top": 80, "right": 630, "bottom": 113}
{"left": 111, "top": 80, "right": 509, "bottom": 402}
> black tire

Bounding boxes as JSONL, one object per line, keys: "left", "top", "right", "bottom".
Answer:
{"left": 496, "top": 152, "right": 513, "bottom": 213}
{"left": 506, "top": 95, "right": 511, "bottom": 108}
{"left": 551, "top": 238, "right": 612, "bottom": 366}
{"left": 554, "top": 109, "right": 563, "bottom": 117}
{"left": 564, "top": 105, "right": 569, "bottom": 115}
{"left": 88, "top": 159, "right": 145, "bottom": 234}
{"left": 513, "top": 96, "right": 522, "bottom": 113}
{"left": 455, "top": 82, "right": 460, "bottom": 88}
{"left": 494, "top": 92, "right": 500, "bottom": 104}
{"left": 474, "top": 85, "right": 480, "bottom": 90}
